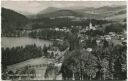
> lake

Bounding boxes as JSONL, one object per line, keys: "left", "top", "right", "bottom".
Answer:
{"left": 1, "top": 37, "right": 52, "bottom": 48}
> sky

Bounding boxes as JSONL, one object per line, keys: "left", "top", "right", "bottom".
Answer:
{"left": 2, "top": 1, "right": 126, "bottom": 14}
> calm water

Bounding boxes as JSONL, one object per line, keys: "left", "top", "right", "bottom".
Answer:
{"left": 1, "top": 37, "right": 52, "bottom": 48}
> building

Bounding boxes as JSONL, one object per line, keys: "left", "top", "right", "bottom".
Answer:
{"left": 86, "top": 20, "right": 96, "bottom": 30}
{"left": 47, "top": 47, "right": 62, "bottom": 58}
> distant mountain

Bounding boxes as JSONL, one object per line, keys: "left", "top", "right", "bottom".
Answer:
{"left": 38, "top": 7, "right": 61, "bottom": 15}
{"left": 1, "top": 7, "right": 28, "bottom": 33}
{"left": 95, "top": 5, "right": 126, "bottom": 12}
{"left": 37, "top": 7, "right": 96, "bottom": 18}
{"left": 75, "top": 5, "right": 126, "bottom": 20}
{"left": 37, "top": 9, "right": 83, "bottom": 18}
{"left": 105, "top": 14, "right": 126, "bottom": 21}
{"left": 36, "top": 5, "right": 126, "bottom": 21}
{"left": 114, "top": 9, "right": 126, "bottom": 15}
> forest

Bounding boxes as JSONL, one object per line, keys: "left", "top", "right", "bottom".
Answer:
{"left": 2, "top": 44, "right": 43, "bottom": 68}
{"left": 59, "top": 29, "right": 127, "bottom": 80}
{"left": 29, "top": 29, "right": 68, "bottom": 40}
{"left": 30, "top": 18, "right": 110, "bottom": 29}
{"left": 105, "top": 23, "right": 126, "bottom": 33}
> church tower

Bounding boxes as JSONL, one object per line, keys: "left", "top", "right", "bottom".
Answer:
{"left": 89, "top": 20, "right": 93, "bottom": 29}
{"left": 89, "top": 19, "right": 96, "bottom": 30}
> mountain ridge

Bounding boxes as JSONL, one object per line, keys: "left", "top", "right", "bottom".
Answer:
{"left": 36, "top": 5, "right": 126, "bottom": 20}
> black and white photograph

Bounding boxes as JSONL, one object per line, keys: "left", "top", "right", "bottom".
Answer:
{"left": 1, "top": 1, "right": 127, "bottom": 80}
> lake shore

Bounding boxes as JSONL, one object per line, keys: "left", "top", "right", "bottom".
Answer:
{"left": 1, "top": 37, "right": 52, "bottom": 48}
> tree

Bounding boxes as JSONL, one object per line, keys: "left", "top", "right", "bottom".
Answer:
{"left": 66, "top": 31, "right": 80, "bottom": 51}
{"left": 113, "top": 56, "right": 126, "bottom": 80}
{"left": 43, "top": 44, "right": 48, "bottom": 57}
{"left": 60, "top": 49, "right": 98, "bottom": 80}
{"left": 113, "top": 44, "right": 127, "bottom": 80}
{"left": 105, "top": 23, "right": 125, "bottom": 34}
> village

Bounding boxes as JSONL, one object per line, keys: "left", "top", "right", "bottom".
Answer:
{"left": 2, "top": 19, "right": 126, "bottom": 80}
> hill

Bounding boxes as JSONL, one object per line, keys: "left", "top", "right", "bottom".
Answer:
{"left": 37, "top": 9, "right": 83, "bottom": 18}
{"left": 1, "top": 7, "right": 28, "bottom": 33}
{"left": 36, "top": 5, "right": 126, "bottom": 21}
{"left": 38, "top": 7, "right": 61, "bottom": 15}
{"left": 75, "top": 5, "right": 126, "bottom": 20}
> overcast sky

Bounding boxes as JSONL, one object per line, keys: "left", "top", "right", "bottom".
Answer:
{"left": 2, "top": 1, "right": 126, "bottom": 14}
